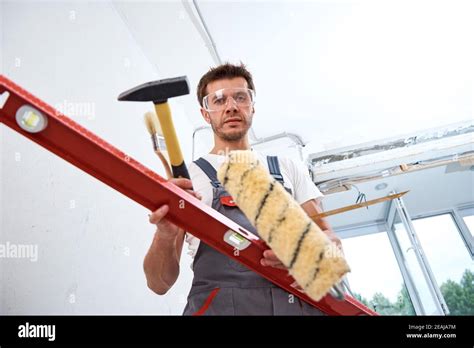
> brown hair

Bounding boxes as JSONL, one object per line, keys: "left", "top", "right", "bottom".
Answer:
{"left": 196, "top": 62, "right": 255, "bottom": 107}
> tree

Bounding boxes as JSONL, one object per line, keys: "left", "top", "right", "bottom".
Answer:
{"left": 352, "top": 288, "right": 414, "bottom": 315}
{"left": 351, "top": 269, "right": 473, "bottom": 315}
{"left": 440, "top": 269, "right": 474, "bottom": 315}
{"left": 393, "top": 286, "right": 415, "bottom": 315}
{"left": 371, "top": 292, "right": 397, "bottom": 315}
{"left": 352, "top": 292, "right": 375, "bottom": 312}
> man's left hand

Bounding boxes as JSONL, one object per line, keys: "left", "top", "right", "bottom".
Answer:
{"left": 260, "top": 249, "right": 306, "bottom": 292}
{"left": 260, "top": 249, "right": 286, "bottom": 270}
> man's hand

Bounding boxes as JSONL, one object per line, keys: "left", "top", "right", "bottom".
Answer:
{"left": 144, "top": 178, "right": 201, "bottom": 295}
{"left": 148, "top": 178, "right": 201, "bottom": 240}
{"left": 260, "top": 249, "right": 305, "bottom": 293}
{"left": 260, "top": 249, "right": 286, "bottom": 269}
{"left": 301, "top": 199, "right": 344, "bottom": 253}
{"left": 322, "top": 229, "right": 343, "bottom": 251}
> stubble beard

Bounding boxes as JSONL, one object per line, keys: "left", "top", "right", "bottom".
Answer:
{"left": 211, "top": 113, "right": 253, "bottom": 142}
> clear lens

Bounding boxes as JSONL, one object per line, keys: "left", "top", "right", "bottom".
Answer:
{"left": 203, "top": 88, "right": 255, "bottom": 111}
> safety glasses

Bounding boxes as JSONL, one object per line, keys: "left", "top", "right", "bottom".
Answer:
{"left": 203, "top": 88, "right": 255, "bottom": 112}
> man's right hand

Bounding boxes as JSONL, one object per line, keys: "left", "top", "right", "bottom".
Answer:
{"left": 148, "top": 178, "right": 201, "bottom": 240}
{"left": 144, "top": 178, "right": 201, "bottom": 295}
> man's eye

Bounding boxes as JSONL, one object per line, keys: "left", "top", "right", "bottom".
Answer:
{"left": 214, "top": 98, "right": 225, "bottom": 105}
{"left": 235, "top": 93, "right": 248, "bottom": 102}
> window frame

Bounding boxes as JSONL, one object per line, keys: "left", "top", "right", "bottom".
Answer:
{"left": 410, "top": 204, "right": 474, "bottom": 259}
{"left": 336, "top": 198, "right": 473, "bottom": 315}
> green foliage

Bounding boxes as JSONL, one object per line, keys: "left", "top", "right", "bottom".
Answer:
{"left": 440, "top": 269, "right": 474, "bottom": 315}
{"left": 394, "top": 286, "right": 416, "bottom": 315}
{"left": 352, "top": 269, "right": 473, "bottom": 315}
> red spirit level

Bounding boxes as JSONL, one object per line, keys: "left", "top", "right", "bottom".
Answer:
{"left": 0, "top": 75, "right": 377, "bottom": 316}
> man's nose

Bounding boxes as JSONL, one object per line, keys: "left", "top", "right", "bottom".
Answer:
{"left": 224, "top": 97, "right": 238, "bottom": 112}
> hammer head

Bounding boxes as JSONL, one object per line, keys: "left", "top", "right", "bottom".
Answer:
{"left": 118, "top": 76, "right": 190, "bottom": 104}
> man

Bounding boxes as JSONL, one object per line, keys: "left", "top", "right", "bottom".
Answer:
{"left": 144, "top": 63, "right": 341, "bottom": 315}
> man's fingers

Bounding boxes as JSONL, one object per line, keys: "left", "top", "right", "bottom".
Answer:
{"left": 261, "top": 249, "right": 287, "bottom": 269}
{"left": 260, "top": 258, "right": 280, "bottom": 266}
{"left": 290, "top": 281, "right": 305, "bottom": 293}
{"left": 263, "top": 249, "right": 279, "bottom": 261}
{"left": 186, "top": 189, "right": 202, "bottom": 200}
{"left": 149, "top": 205, "right": 169, "bottom": 224}
{"left": 168, "top": 178, "right": 202, "bottom": 200}
{"left": 322, "top": 230, "right": 343, "bottom": 249}
{"left": 148, "top": 190, "right": 201, "bottom": 227}
{"left": 169, "top": 178, "right": 193, "bottom": 189}
{"left": 260, "top": 258, "right": 286, "bottom": 269}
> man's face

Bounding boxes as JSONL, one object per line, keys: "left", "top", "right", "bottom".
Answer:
{"left": 201, "top": 77, "right": 254, "bottom": 142}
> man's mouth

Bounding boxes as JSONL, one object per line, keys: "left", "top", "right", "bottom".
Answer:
{"left": 224, "top": 118, "right": 242, "bottom": 124}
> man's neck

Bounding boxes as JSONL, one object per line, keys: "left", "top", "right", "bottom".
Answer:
{"left": 210, "top": 136, "right": 250, "bottom": 155}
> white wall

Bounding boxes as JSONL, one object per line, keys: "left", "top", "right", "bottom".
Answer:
{"left": 1, "top": 1, "right": 200, "bottom": 314}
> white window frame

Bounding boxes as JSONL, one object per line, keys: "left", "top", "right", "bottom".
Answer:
{"left": 337, "top": 197, "right": 473, "bottom": 315}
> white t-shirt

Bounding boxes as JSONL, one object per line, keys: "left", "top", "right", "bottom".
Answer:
{"left": 185, "top": 152, "right": 324, "bottom": 263}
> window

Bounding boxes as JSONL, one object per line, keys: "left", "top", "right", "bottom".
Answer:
{"left": 341, "top": 232, "right": 415, "bottom": 315}
{"left": 412, "top": 214, "right": 474, "bottom": 315}
{"left": 392, "top": 221, "right": 442, "bottom": 314}
{"left": 462, "top": 215, "right": 474, "bottom": 238}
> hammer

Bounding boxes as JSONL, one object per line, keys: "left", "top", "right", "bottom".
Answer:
{"left": 118, "top": 76, "right": 190, "bottom": 179}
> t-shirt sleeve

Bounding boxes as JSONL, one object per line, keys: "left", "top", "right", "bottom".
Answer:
{"left": 283, "top": 157, "right": 324, "bottom": 204}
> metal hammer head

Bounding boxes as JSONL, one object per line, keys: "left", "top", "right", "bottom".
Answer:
{"left": 118, "top": 76, "right": 190, "bottom": 104}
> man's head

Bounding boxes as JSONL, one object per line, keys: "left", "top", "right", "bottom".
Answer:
{"left": 197, "top": 63, "right": 255, "bottom": 142}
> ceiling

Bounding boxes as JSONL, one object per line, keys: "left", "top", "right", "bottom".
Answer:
{"left": 111, "top": 0, "right": 473, "bottom": 228}
{"left": 114, "top": 0, "right": 473, "bottom": 156}
{"left": 323, "top": 160, "right": 474, "bottom": 230}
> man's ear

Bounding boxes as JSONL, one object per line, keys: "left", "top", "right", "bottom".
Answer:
{"left": 200, "top": 107, "right": 211, "bottom": 124}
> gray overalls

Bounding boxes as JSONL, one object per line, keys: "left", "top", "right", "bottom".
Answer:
{"left": 182, "top": 156, "right": 324, "bottom": 316}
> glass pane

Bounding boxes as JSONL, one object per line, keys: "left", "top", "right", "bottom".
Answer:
{"left": 413, "top": 214, "right": 474, "bottom": 315}
{"left": 463, "top": 215, "right": 474, "bottom": 237}
{"left": 341, "top": 232, "right": 415, "bottom": 315}
{"left": 392, "top": 221, "right": 441, "bottom": 314}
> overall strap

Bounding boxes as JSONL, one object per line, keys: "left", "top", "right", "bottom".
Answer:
{"left": 267, "top": 156, "right": 285, "bottom": 185}
{"left": 195, "top": 156, "right": 286, "bottom": 188}
{"left": 194, "top": 157, "right": 220, "bottom": 188}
